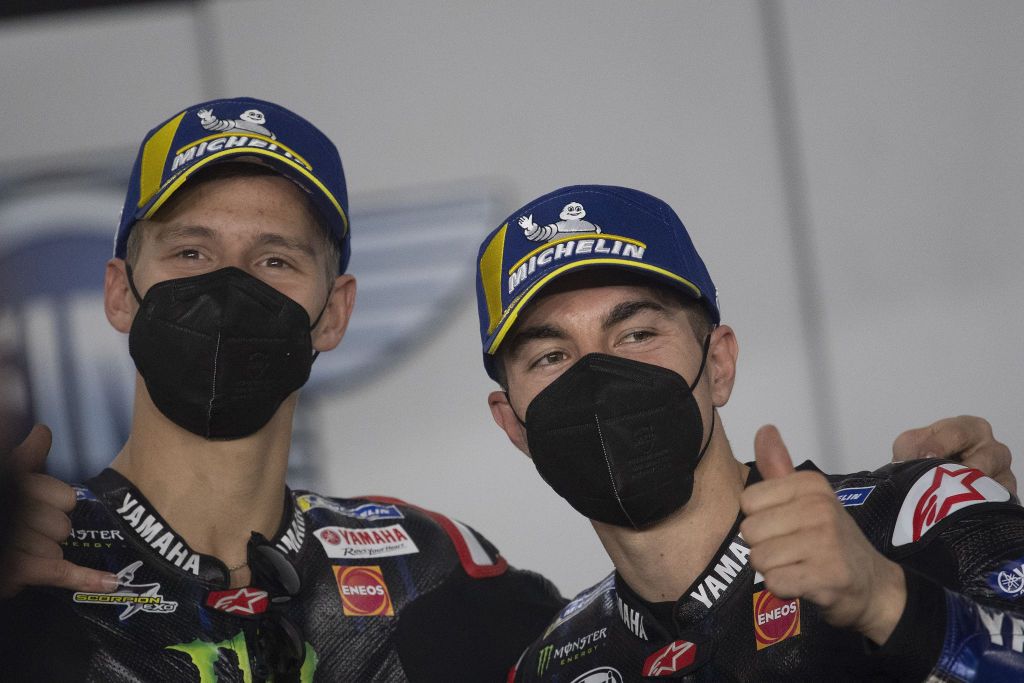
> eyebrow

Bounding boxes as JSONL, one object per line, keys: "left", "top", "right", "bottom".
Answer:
{"left": 602, "top": 299, "right": 671, "bottom": 329}
{"left": 252, "top": 232, "right": 317, "bottom": 258}
{"left": 154, "top": 224, "right": 217, "bottom": 244}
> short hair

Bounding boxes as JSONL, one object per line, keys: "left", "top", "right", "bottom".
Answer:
{"left": 124, "top": 162, "right": 340, "bottom": 284}
{"left": 492, "top": 271, "right": 714, "bottom": 390}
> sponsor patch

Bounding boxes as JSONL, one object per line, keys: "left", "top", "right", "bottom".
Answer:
{"left": 333, "top": 565, "right": 394, "bottom": 617}
{"left": 893, "top": 464, "right": 1010, "bottom": 546}
{"left": 753, "top": 589, "right": 800, "bottom": 650}
{"left": 63, "top": 527, "right": 126, "bottom": 550}
{"left": 115, "top": 491, "right": 201, "bottom": 575}
{"left": 617, "top": 596, "right": 648, "bottom": 640}
{"left": 537, "top": 628, "right": 608, "bottom": 674}
{"left": 314, "top": 524, "right": 418, "bottom": 559}
{"left": 987, "top": 556, "right": 1024, "bottom": 599}
{"left": 835, "top": 485, "right": 875, "bottom": 507}
{"left": 688, "top": 537, "right": 751, "bottom": 609}
{"left": 73, "top": 561, "right": 177, "bottom": 620}
{"left": 977, "top": 605, "right": 1024, "bottom": 653}
{"left": 642, "top": 639, "right": 703, "bottom": 677}
{"left": 205, "top": 587, "right": 269, "bottom": 616}
{"left": 569, "top": 667, "right": 624, "bottom": 683}
{"left": 297, "top": 494, "right": 404, "bottom": 521}
{"left": 275, "top": 507, "right": 306, "bottom": 556}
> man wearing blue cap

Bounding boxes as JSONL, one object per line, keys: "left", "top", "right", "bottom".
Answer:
{"left": 0, "top": 97, "right": 565, "bottom": 682}
{"left": 0, "top": 104, "right": 1013, "bottom": 681}
{"left": 477, "top": 185, "right": 1024, "bottom": 681}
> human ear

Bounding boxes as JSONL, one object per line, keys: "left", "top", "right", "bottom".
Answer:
{"left": 487, "top": 390, "right": 531, "bottom": 457}
{"left": 312, "top": 274, "right": 357, "bottom": 352}
{"left": 104, "top": 259, "right": 135, "bottom": 334}
{"left": 707, "top": 324, "right": 739, "bottom": 407}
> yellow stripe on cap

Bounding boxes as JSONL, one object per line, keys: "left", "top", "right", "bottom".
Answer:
{"left": 142, "top": 147, "right": 349, "bottom": 234}
{"left": 486, "top": 259, "right": 702, "bottom": 354}
{"left": 507, "top": 233, "right": 647, "bottom": 275}
{"left": 138, "top": 111, "right": 187, "bottom": 208}
{"left": 478, "top": 224, "right": 508, "bottom": 334}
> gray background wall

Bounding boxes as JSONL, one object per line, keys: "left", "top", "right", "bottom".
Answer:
{"left": 1, "top": 0, "right": 1021, "bottom": 596}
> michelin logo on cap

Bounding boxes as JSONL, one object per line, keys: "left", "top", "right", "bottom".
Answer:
{"left": 171, "top": 106, "right": 311, "bottom": 174}
{"left": 519, "top": 202, "right": 601, "bottom": 242}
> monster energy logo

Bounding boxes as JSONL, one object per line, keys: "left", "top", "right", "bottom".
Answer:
{"left": 168, "top": 631, "right": 318, "bottom": 682}
{"left": 537, "top": 644, "right": 554, "bottom": 675}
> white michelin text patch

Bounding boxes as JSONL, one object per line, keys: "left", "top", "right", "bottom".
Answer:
{"left": 314, "top": 524, "right": 418, "bottom": 559}
{"left": 893, "top": 464, "right": 1011, "bottom": 547}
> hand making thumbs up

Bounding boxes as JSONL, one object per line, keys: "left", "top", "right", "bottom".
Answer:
{"left": 739, "top": 425, "right": 907, "bottom": 646}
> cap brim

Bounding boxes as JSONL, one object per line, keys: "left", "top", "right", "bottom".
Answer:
{"left": 484, "top": 258, "right": 703, "bottom": 355}
{"left": 137, "top": 146, "right": 348, "bottom": 236}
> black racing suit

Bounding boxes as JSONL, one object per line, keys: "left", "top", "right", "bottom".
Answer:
{"left": 0, "top": 468, "right": 565, "bottom": 682}
{"left": 511, "top": 459, "right": 1024, "bottom": 682}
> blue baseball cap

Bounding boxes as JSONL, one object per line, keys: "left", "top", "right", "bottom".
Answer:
{"left": 115, "top": 96, "right": 350, "bottom": 272}
{"left": 476, "top": 184, "right": 720, "bottom": 379}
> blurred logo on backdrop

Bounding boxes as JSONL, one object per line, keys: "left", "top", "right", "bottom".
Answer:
{"left": 0, "top": 156, "right": 497, "bottom": 487}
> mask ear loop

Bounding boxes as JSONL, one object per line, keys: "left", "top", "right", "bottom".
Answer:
{"left": 691, "top": 331, "right": 717, "bottom": 462}
{"left": 124, "top": 264, "right": 145, "bottom": 305}
{"left": 307, "top": 293, "right": 332, "bottom": 363}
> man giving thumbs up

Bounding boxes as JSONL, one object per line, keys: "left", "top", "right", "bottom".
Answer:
{"left": 479, "top": 185, "right": 1024, "bottom": 682}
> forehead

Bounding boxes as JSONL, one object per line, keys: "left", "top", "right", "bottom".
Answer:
{"left": 146, "top": 174, "right": 321, "bottom": 241}
{"left": 516, "top": 272, "right": 684, "bottom": 326}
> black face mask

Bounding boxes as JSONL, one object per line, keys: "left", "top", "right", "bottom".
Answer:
{"left": 522, "top": 339, "right": 715, "bottom": 529}
{"left": 127, "top": 266, "right": 324, "bottom": 440}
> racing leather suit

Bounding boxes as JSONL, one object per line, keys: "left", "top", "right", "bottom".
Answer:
{"left": 511, "top": 459, "right": 1024, "bottom": 682}
{"left": 0, "top": 468, "right": 565, "bottom": 682}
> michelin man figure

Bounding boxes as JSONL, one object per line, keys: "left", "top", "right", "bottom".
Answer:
{"left": 519, "top": 202, "right": 601, "bottom": 242}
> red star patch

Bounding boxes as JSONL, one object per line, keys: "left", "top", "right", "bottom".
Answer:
{"left": 912, "top": 466, "right": 986, "bottom": 541}
{"left": 205, "top": 587, "right": 269, "bottom": 615}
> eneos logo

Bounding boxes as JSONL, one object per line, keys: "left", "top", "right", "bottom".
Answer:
{"left": 753, "top": 589, "right": 800, "bottom": 650}
{"left": 332, "top": 565, "right": 394, "bottom": 617}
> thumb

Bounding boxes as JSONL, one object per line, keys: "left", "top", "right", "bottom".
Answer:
{"left": 9, "top": 424, "right": 53, "bottom": 474}
{"left": 755, "top": 424, "right": 795, "bottom": 480}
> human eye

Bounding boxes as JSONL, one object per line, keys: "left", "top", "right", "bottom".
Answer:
{"left": 176, "top": 248, "right": 203, "bottom": 260}
{"left": 621, "top": 329, "right": 656, "bottom": 344}
{"left": 530, "top": 350, "right": 568, "bottom": 369}
{"left": 261, "top": 255, "right": 293, "bottom": 269}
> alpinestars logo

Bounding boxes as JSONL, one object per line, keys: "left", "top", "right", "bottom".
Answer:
{"left": 642, "top": 639, "right": 698, "bottom": 677}
{"left": 205, "top": 587, "right": 269, "bottom": 616}
{"left": 893, "top": 464, "right": 1010, "bottom": 546}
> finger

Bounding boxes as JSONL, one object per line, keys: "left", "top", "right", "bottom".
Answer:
{"left": 8, "top": 424, "right": 53, "bottom": 474}
{"left": 754, "top": 425, "right": 795, "bottom": 480}
{"left": 6, "top": 555, "right": 119, "bottom": 594}
{"left": 741, "top": 491, "right": 836, "bottom": 546}
{"left": 22, "top": 502, "right": 72, "bottom": 543}
{"left": 21, "top": 472, "right": 77, "bottom": 513}
{"left": 740, "top": 471, "right": 833, "bottom": 516}
{"left": 11, "top": 527, "right": 64, "bottom": 560}
{"left": 747, "top": 529, "right": 820, "bottom": 575}
{"left": 891, "top": 416, "right": 988, "bottom": 461}
{"left": 957, "top": 445, "right": 1011, "bottom": 482}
